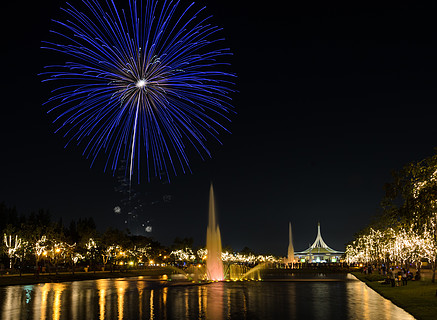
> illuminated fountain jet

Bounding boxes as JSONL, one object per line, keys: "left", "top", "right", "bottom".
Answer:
{"left": 287, "top": 222, "right": 296, "bottom": 264}
{"left": 206, "top": 184, "right": 224, "bottom": 281}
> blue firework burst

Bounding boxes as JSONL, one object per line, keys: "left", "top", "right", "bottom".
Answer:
{"left": 41, "top": 0, "right": 235, "bottom": 182}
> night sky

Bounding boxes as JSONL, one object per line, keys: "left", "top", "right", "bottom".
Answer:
{"left": 2, "top": 1, "right": 437, "bottom": 256}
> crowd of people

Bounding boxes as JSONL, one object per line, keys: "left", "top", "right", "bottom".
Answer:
{"left": 362, "top": 265, "right": 421, "bottom": 287}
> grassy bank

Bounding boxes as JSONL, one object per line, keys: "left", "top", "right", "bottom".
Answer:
{"left": 352, "top": 271, "right": 437, "bottom": 320}
{"left": 0, "top": 268, "right": 171, "bottom": 287}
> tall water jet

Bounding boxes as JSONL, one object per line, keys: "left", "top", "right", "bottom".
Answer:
{"left": 206, "top": 184, "right": 224, "bottom": 280}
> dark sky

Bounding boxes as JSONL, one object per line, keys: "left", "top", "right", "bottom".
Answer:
{"left": 2, "top": 1, "right": 437, "bottom": 255}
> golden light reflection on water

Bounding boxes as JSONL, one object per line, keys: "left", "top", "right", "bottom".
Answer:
{"left": 362, "top": 280, "right": 370, "bottom": 320}
{"left": 199, "top": 286, "right": 204, "bottom": 319}
{"left": 97, "top": 279, "right": 108, "bottom": 320}
{"left": 201, "top": 285, "right": 207, "bottom": 317}
{"left": 99, "top": 288, "right": 106, "bottom": 319}
{"left": 40, "top": 283, "right": 49, "bottom": 319}
{"left": 116, "top": 280, "right": 128, "bottom": 320}
{"left": 242, "top": 286, "right": 247, "bottom": 316}
{"left": 70, "top": 281, "right": 82, "bottom": 319}
{"left": 163, "top": 286, "right": 168, "bottom": 319}
{"left": 150, "top": 289, "right": 154, "bottom": 320}
{"left": 52, "top": 283, "right": 66, "bottom": 320}
{"left": 0, "top": 275, "right": 417, "bottom": 320}
{"left": 136, "top": 279, "right": 146, "bottom": 319}
{"left": 163, "top": 286, "right": 168, "bottom": 306}
{"left": 226, "top": 287, "right": 231, "bottom": 319}
{"left": 1, "top": 285, "right": 17, "bottom": 320}
{"left": 185, "top": 288, "right": 189, "bottom": 319}
{"left": 207, "top": 282, "right": 223, "bottom": 320}
{"left": 346, "top": 275, "right": 415, "bottom": 320}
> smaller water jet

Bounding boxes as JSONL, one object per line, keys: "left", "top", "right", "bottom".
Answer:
{"left": 239, "top": 262, "right": 268, "bottom": 280}
{"left": 162, "top": 266, "right": 190, "bottom": 280}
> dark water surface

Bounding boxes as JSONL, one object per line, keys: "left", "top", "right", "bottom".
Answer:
{"left": 0, "top": 274, "right": 414, "bottom": 319}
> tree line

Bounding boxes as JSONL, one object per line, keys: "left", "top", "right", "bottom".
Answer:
{"left": 1, "top": 204, "right": 273, "bottom": 276}
{"left": 345, "top": 152, "right": 437, "bottom": 282}
{"left": 0, "top": 204, "right": 191, "bottom": 275}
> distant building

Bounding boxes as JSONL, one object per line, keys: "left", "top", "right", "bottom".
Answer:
{"left": 295, "top": 222, "right": 343, "bottom": 263}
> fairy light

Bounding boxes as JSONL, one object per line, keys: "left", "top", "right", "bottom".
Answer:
{"left": 3, "top": 234, "right": 22, "bottom": 269}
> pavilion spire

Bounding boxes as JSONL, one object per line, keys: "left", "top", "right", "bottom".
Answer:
{"left": 310, "top": 222, "right": 330, "bottom": 249}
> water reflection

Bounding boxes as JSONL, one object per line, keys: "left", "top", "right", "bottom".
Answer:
{"left": 346, "top": 274, "right": 411, "bottom": 320}
{"left": 312, "top": 283, "right": 330, "bottom": 318}
{"left": 53, "top": 283, "right": 65, "bottom": 320}
{"left": 136, "top": 279, "right": 146, "bottom": 319}
{"left": 0, "top": 275, "right": 415, "bottom": 320}
{"left": 117, "top": 280, "right": 128, "bottom": 319}
{"left": 206, "top": 282, "right": 223, "bottom": 320}
{"left": 97, "top": 279, "right": 107, "bottom": 320}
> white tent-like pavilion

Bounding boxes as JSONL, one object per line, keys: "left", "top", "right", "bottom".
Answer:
{"left": 295, "top": 222, "right": 343, "bottom": 263}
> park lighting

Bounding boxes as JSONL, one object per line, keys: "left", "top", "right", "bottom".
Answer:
{"left": 170, "top": 248, "right": 196, "bottom": 262}
{"left": 345, "top": 223, "right": 437, "bottom": 268}
{"left": 3, "top": 234, "right": 22, "bottom": 269}
{"left": 86, "top": 238, "right": 97, "bottom": 251}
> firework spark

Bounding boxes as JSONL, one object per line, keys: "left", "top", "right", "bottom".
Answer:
{"left": 41, "top": 0, "right": 235, "bottom": 182}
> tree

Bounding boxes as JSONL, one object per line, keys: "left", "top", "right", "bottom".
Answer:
{"left": 363, "top": 153, "right": 437, "bottom": 282}
{"left": 3, "top": 229, "right": 21, "bottom": 270}
{"left": 101, "top": 228, "right": 130, "bottom": 271}
{"left": 395, "top": 156, "right": 437, "bottom": 282}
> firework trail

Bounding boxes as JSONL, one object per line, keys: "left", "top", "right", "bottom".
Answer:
{"left": 41, "top": 0, "right": 235, "bottom": 182}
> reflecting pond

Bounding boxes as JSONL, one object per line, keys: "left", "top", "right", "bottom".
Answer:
{"left": 0, "top": 274, "right": 415, "bottom": 319}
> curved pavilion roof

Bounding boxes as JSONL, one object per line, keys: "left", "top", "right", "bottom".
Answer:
{"left": 295, "top": 222, "right": 343, "bottom": 255}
